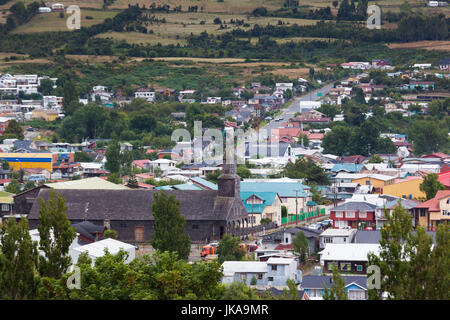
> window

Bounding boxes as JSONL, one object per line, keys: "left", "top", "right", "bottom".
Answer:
{"left": 345, "top": 211, "right": 355, "bottom": 218}
{"left": 271, "top": 265, "right": 277, "bottom": 271}
{"left": 323, "top": 237, "right": 333, "bottom": 244}
{"left": 192, "top": 224, "right": 199, "bottom": 229}
{"left": 1, "top": 204, "right": 9, "bottom": 211}
{"left": 240, "top": 274, "right": 247, "bottom": 281}
{"left": 268, "top": 277, "right": 274, "bottom": 282}
{"left": 356, "top": 265, "right": 363, "bottom": 272}
{"left": 340, "top": 262, "right": 351, "bottom": 271}
{"left": 348, "top": 290, "right": 366, "bottom": 300}
{"left": 258, "top": 273, "right": 263, "bottom": 280}
{"left": 335, "top": 211, "right": 343, "bottom": 218}
{"left": 420, "top": 209, "right": 426, "bottom": 217}
{"left": 359, "top": 211, "right": 367, "bottom": 218}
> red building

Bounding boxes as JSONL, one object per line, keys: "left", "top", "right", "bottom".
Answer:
{"left": 330, "top": 202, "right": 378, "bottom": 229}
{"left": 0, "top": 118, "right": 12, "bottom": 135}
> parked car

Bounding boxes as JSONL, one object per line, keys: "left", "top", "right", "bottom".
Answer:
{"left": 307, "top": 224, "right": 319, "bottom": 230}
{"left": 26, "top": 127, "right": 34, "bottom": 131}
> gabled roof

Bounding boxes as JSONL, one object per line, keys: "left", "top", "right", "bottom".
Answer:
{"left": 331, "top": 164, "right": 364, "bottom": 173}
{"left": 44, "top": 177, "right": 129, "bottom": 190}
{"left": 301, "top": 275, "right": 367, "bottom": 290}
{"left": 28, "top": 189, "right": 245, "bottom": 222}
{"left": 416, "top": 190, "right": 450, "bottom": 211}
{"left": 331, "top": 201, "right": 378, "bottom": 212}
{"left": 190, "top": 177, "right": 218, "bottom": 191}
{"left": 241, "top": 191, "right": 278, "bottom": 213}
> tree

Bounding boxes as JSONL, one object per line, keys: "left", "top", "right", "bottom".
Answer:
{"left": 367, "top": 201, "right": 450, "bottom": 300}
{"left": 407, "top": 120, "right": 448, "bottom": 155}
{"left": 126, "top": 173, "right": 139, "bottom": 189}
{"left": 420, "top": 173, "right": 445, "bottom": 200}
{"left": 4, "top": 119, "right": 24, "bottom": 140}
{"left": 217, "top": 233, "right": 245, "bottom": 264}
{"left": 368, "top": 154, "right": 384, "bottom": 163}
{"left": 322, "top": 263, "right": 348, "bottom": 300}
{"left": 151, "top": 191, "right": 191, "bottom": 260}
{"left": 282, "top": 279, "right": 299, "bottom": 300}
{"left": 104, "top": 229, "right": 118, "bottom": 239}
{"left": 297, "top": 133, "right": 309, "bottom": 147}
{"left": 105, "top": 140, "right": 121, "bottom": 174}
{"left": 332, "top": 1, "right": 339, "bottom": 9}
{"left": 74, "top": 151, "right": 94, "bottom": 162}
{"left": 0, "top": 218, "right": 40, "bottom": 300}
{"left": 292, "top": 231, "right": 309, "bottom": 263}
{"left": 37, "top": 190, "right": 77, "bottom": 278}
{"left": 282, "top": 158, "right": 330, "bottom": 185}
{"left": 221, "top": 281, "right": 260, "bottom": 300}
{"left": 23, "top": 180, "right": 36, "bottom": 191}
{"left": 62, "top": 79, "right": 79, "bottom": 116}
{"left": 5, "top": 179, "right": 21, "bottom": 194}
{"left": 38, "top": 78, "right": 54, "bottom": 96}
{"left": 236, "top": 166, "right": 251, "bottom": 180}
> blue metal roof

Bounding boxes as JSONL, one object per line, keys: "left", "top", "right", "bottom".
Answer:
{"left": 190, "top": 177, "right": 218, "bottom": 190}
{"left": 331, "top": 163, "right": 364, "bottom": 173}
{"left": 240, "top": 181, "right": 308, "bottom": 198}
{"left": 240, "top": 191, "right": 277, "bottom": 213}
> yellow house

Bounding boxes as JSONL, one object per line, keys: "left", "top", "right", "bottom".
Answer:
{"left": 352, "top": 174, "right": 396, "bottom": 193}
{"left": 382, "top": 176, "right": 426, "bottom": 200}
{"left": 415, "top": 190, "right": 450, "bottom": 230}
{"left": 31, "top": 109, "right": 59, "bottom": 121}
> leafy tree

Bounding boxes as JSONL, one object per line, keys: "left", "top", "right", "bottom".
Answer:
{"left": 38, "top": 78, "right": 54, "bottom": 96}
{"left": 5, "top": 179, "right": 21, "bottom": 194}
{"left": 4, "top": 119, "right": 24, "bottom": 140}
{"left": 221, "top": 281, "right": 260, "bottom": 300}
{"left": 106, "top": 172, "right": 122, "bottom": 184}
{"left": 126, "top": 173, "right": 139, "bottom": 189}
{"left": 37, "top": 190, "right": 77, "bottom": 278}
{"left": 368, "top": 154, "right": 384, "bottom": 163}
{"left": 217, "top": 233, "right": 245, "bottom": 264}
{"left": 368, "top": 201, "right": 450, "bottom": 300}
{"left": 105, "top": 140, "right": 121, "bottom": 174}
{"left": 281, "top": 206, "right": 288, "bottom": 218}
{"left": 0, "top": 218, "right": 40, "bottom": 300}
{"left": 408, "top": 120, "right": 448, "bottom": 155}
{"left": 151, "top": 191, "right": 191, "bottom": 260}
{"left": 292, "top": 231, "right": 309, "bottom": 263}
{"left": 104, "top": 229, "right": 118, "bottom": 239}
{"left": 420, "top": 173, "right": 445, "bottom": 200}
{"left": 282, "top": 158, "right": 330, "bottom": 185}
{"left": 62, "top": 79, "right": 79, "bottom": 116}
{"left": 236, "top": 166, "right": 251, "bottom": 180}
{"left": 297, "top": 133, "right": 309, "bottom": 147}
{"left": 206, "top": 169, "right": 222, "bottom": 183}
{"left": 282, "top": 279, "right": 299, "bottom": 300}
{"left": 23, "top": 180, "right": 36, "bottom": 191}
{"left": 323, "top": 263, "right": 348, "bottom": 300}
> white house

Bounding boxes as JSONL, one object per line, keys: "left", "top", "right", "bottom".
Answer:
{"left": 38, "top": 7, "right": 52, "bottom": 13}
{"left": 70, "top": 238, "right": 136, "bottom": 267}
{"left": 206, "top": 97, "right": 222, "bottom": 104}
{"left": 150, "top": 159, "right": 177, "bottom": 173}
{"left": 319, "top": 228, "right": 357, "bottom": 249}
{"left": 134, "top": 88, "right": 155, "bottom": 102}
{"left": 275, "top": 83, "right": 294, "bottom": 93}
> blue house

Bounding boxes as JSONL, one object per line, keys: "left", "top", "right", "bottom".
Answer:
{"left": 331, "top": 163, "right": 364, "bottom": 174}
{"left": 301, "top": 275, "right": 368, "bottom": 300}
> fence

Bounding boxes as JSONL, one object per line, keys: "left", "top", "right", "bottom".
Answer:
{"left": 281, "top": 208, "right": 326, "bottom": 226}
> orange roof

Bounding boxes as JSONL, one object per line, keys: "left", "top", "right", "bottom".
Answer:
{"left": 416, "top": 190, "right": 450, "bottom": 211}
{"left": 438, "top": 171, "right": 450, "bottom": 188}
{"left": 307, "top": 133, "right": 324, "bottom": 140}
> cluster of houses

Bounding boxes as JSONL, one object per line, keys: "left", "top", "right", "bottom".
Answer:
{"left": 38, "top": 3, "right": 65, "bottom": 13}
{"left": 0, "top": 74, "right": 62, "bottom": 123}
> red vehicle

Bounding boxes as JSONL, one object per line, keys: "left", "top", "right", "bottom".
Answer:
{"left": 246, "top": 244, "right": 258, "bottom": 252}
{"left": 201, "top": 245, "right": 217, "bottom": 258}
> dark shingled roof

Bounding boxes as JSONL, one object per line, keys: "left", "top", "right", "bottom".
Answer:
{"left": 72, "top": 221, "right": 105, "bottom": 240}
{"left": 28, "top": 189, "right": 244, "bottom": 222}
{"left": 301, "top": 275, "right": 367, "bottom": 290}
{"left": 354, "top": 230, "right": 436, "bottom": 245}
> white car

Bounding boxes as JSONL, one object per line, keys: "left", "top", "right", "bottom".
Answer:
{"left": 307, "top": 224, "right": 318, "bottom": 230}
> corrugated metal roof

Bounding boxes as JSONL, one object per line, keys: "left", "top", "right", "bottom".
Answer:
{"left": 44, "top": 177, "right": 129, "bottom": 190}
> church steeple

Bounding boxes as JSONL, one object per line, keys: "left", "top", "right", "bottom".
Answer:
{"left": 217, "top": 128, "right": 240, "bottom": 197}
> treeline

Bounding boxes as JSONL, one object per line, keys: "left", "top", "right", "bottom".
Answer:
{"left": 253, "top": 6, "right": 334, "bottom": 20}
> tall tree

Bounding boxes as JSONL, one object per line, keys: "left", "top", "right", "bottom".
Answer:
{"left": 0, "top": 218, "right": 40, "bottom": 300}
{"left": 4, "top": 119, "right": 24, "bottom": 140}
{"left": 292, "top": 231, "right": 309, "bottom": 263}
{"left": 105, "top": 140, "right": 121, "bottom": 174}
{"left": 217, "top": 233, "right": 245, "bottom": 264}
{"left": 37, "top": 190, "right": 77, "bottom": 278}
{"left": 420, "top": 173, "right": 445, "bottom": 200}
{"left": 407, "top": 120, "right": 448, "bottom": 155}
{"left": 368, "top": 201, "right": 450, "bottom": 300}
{"left": 62, "top": 79, "right": 79, "bottom": 116}
{"left": 323, "top": 263, "right": 348, "bottom": 300}
{"left": 151, "top": 191, "right": 191, "bottom": 260}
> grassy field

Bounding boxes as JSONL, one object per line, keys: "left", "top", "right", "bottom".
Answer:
{"left": 388, "top": 41, "right": 450, "bottom": 52}
{"left": 12, "top": 9, "right": 118, "bottom": 33}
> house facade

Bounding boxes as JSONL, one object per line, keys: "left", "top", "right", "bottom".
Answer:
{"left": 330, "top": 202, "right": 377, "bottom": 229}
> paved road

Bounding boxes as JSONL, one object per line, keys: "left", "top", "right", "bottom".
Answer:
{"left": 263, "top": 83, "right": 334, "bottom": 132}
